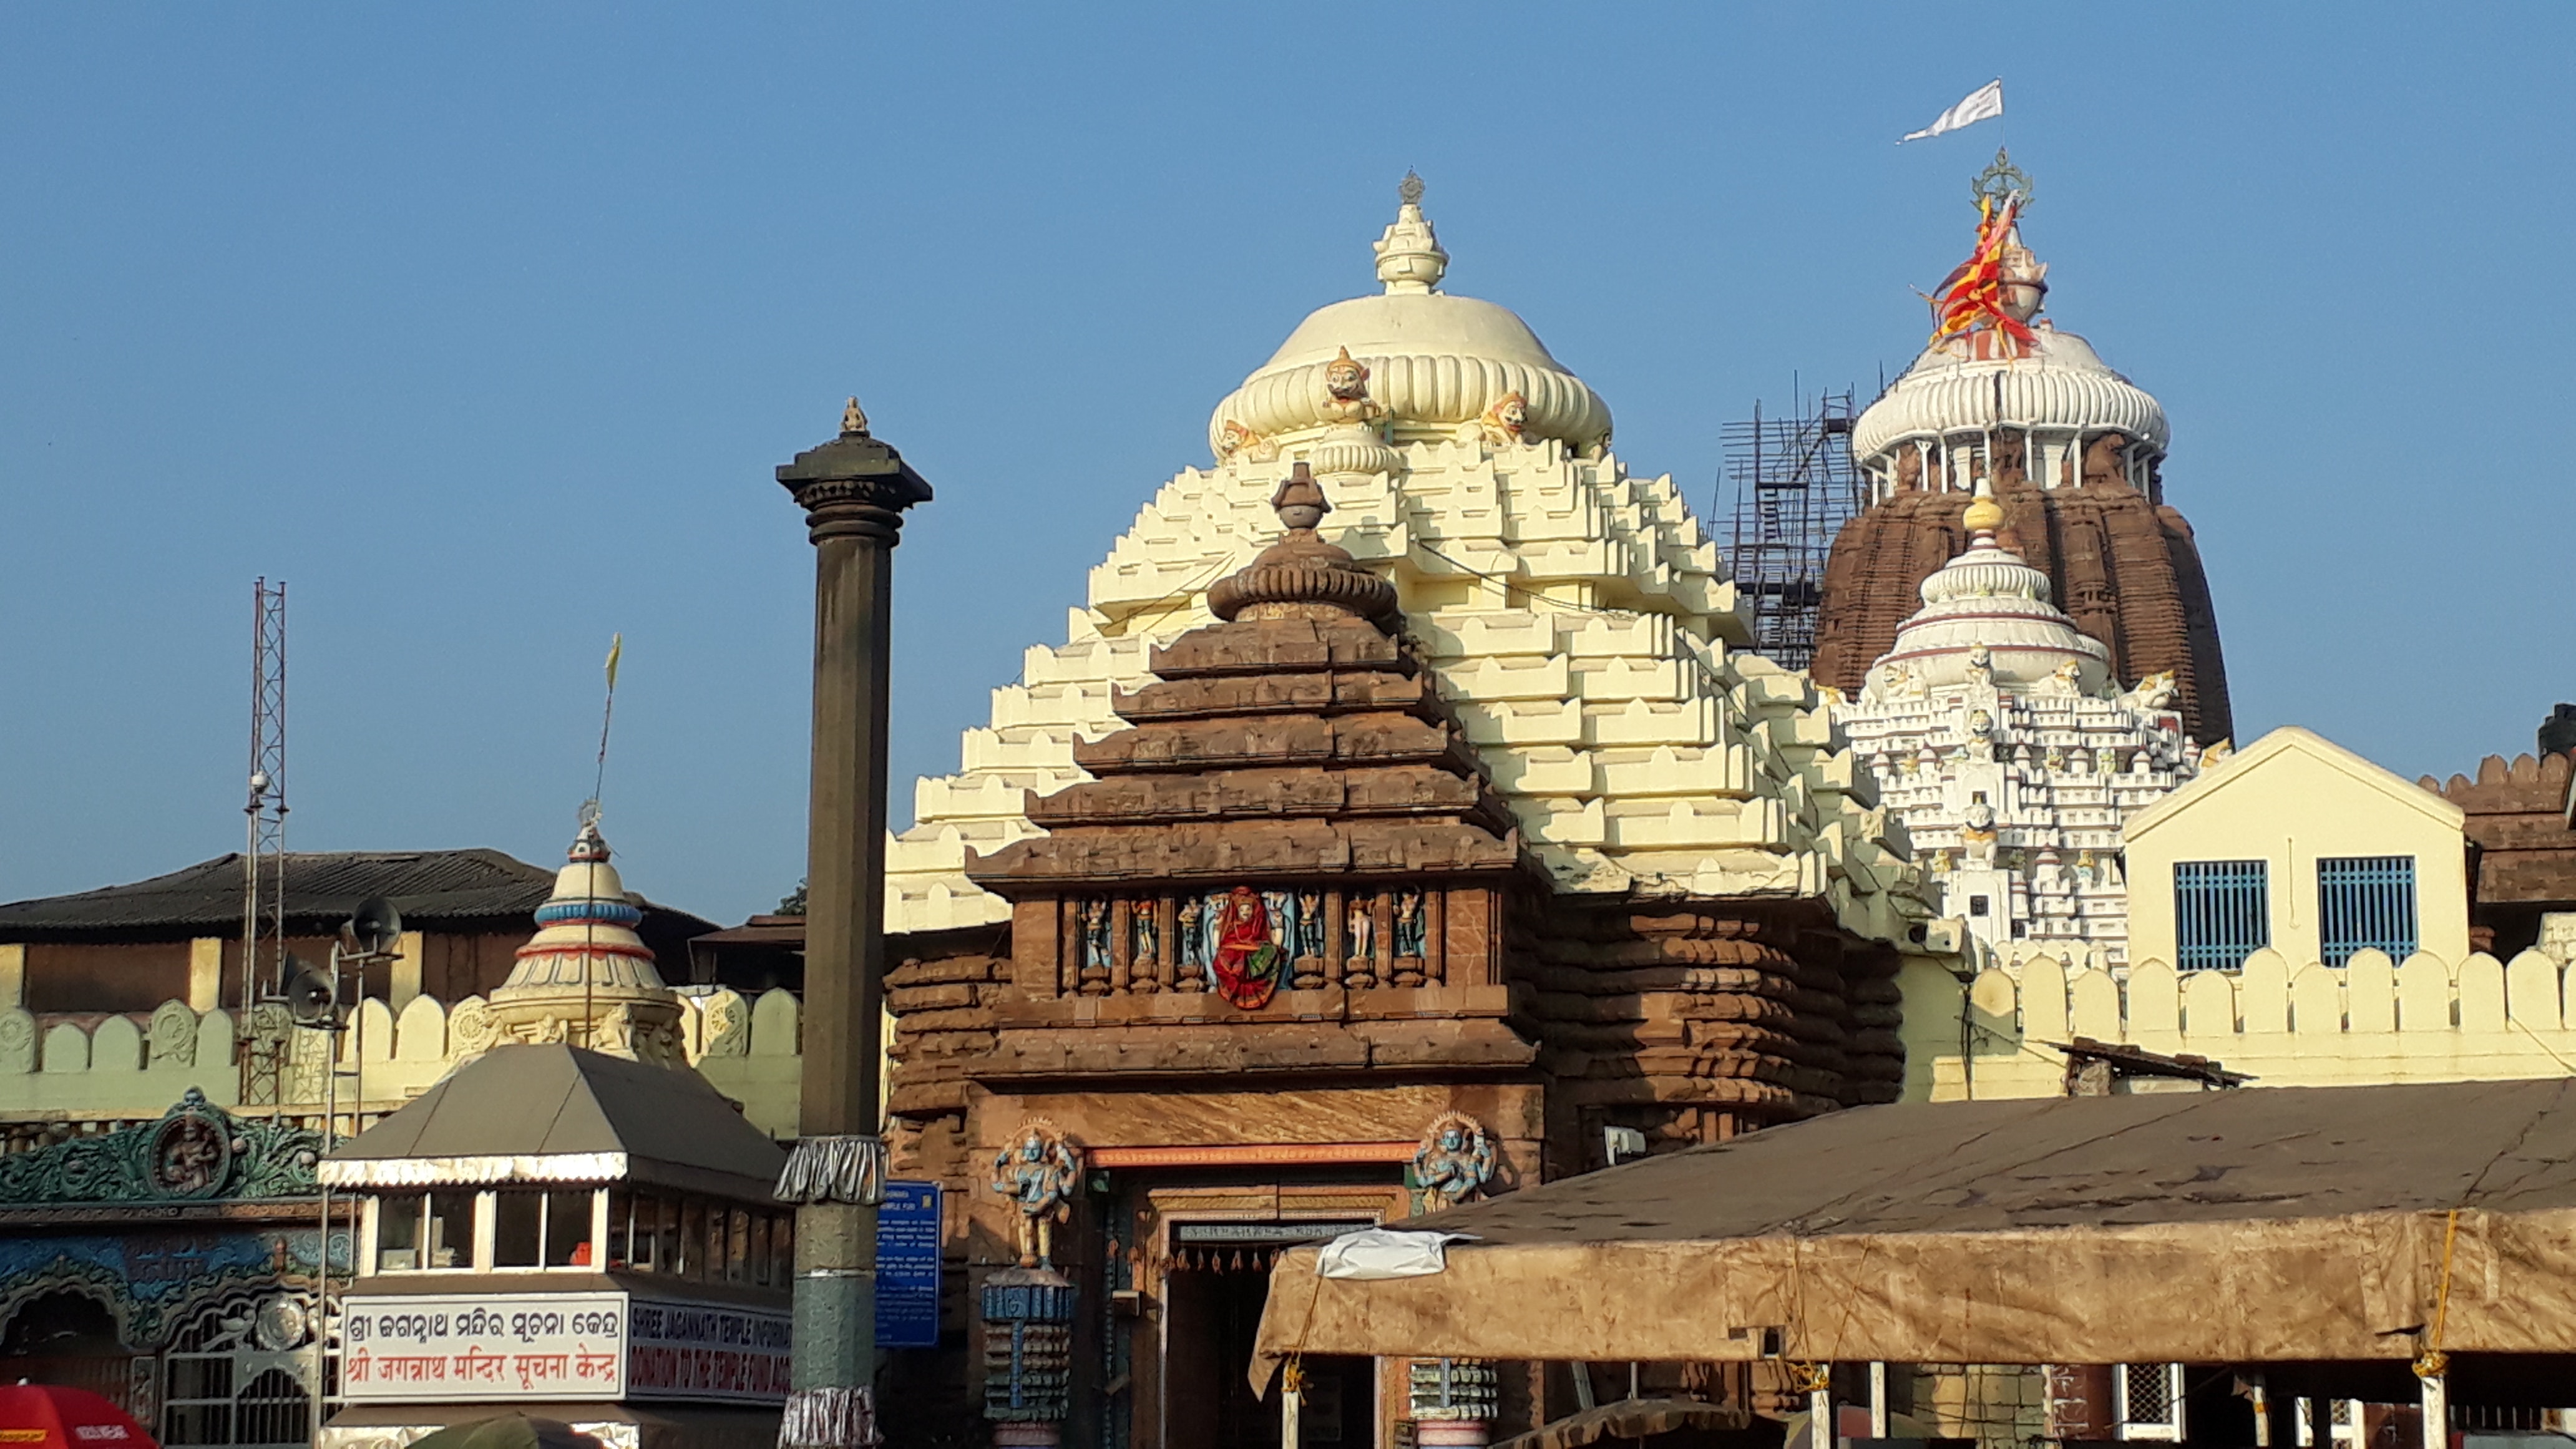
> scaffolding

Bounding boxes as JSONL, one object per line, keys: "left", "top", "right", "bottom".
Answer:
{"left": 1722, "top": 386, "right": 1866, "bottom": 671}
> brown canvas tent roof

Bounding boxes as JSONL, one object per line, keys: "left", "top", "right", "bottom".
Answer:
{"left": 1254, "top": 1079, "right": 2576, "bottom": 1385}
{"left": 319, "top": 1044, "right": 786, "bottom": 1200}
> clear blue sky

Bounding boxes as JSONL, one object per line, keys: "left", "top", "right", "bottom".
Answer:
{"left": 6, "top": 4, "right": 2570, "bottom": 927}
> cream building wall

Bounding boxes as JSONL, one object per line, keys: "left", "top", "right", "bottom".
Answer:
{"left": 2124, "top": 726, "right": 2470, "bottom": 971}
{"left": 1899, "top": 945, "right": 2576, "bottom": 1102}
{"left": 0, "top": 987, "right": 810, "bottom": 1139}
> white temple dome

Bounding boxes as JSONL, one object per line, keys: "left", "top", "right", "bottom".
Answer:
{"left": 1866, "top": 494, "right": 2112, "bottom": 698}
{"left": 1206, "top": 186, "right": 1613, "bottom": 457}
{"left": 1852, "top": 327, "right": 2169, "bottom": 466}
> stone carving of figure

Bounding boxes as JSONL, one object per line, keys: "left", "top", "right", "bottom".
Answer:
{"left": 1966, "top": 643, "right": 1993, "bottom": 685}
{"left": 1967, "top": 707, "right": 1994, "bottom": 739}
{"left": 1412, "top": 1111, "right": 1498, "bottom": 1214}
{"left": 1297, "top": 892, "right": 1325, "bottom": 957}
{"left": 1131, "top": 905, "right": 1158, "bottom": 968}
{"left": 1320, "top": 347, "right": 1387, "bottom": 428}
{"left": 1895, "top": 442, "right": 1925, "bottom": 493}
{"left": 1177, "top": 897, "right": 1206, "bottom": 972}
{"left": 1990, "top": 430, "right": 2029, "bottom": 487}
{"left": 1263, "top": 889, "right": 1296, "bottom": 950}
{"left": 1394, "top": 890, "right": 1427, "bottom": 958}
{"left": 2120, "top": 670, "right": 2178, "bottom": 713}
{"left": 1456, "top": 389, "right": 1527, "bottom": 447}
{"left": 1218, "top": 418, "right": 1279, "bottom": 463}
{"left": 989, "top": 1121, "right": 1081, "bottom": 1269}
{"left": 2076, "top": 849, "right": 2099, "bottom": 886}
{"left": 2039, "top": 660, "right": 2084, "bottom": 698}
{"left": 1081, "top": 900, "right": 1112, "bottom": 976}
{"left": 1347, "top": 902, "right": 1373, "bottom": 961}
{"left": 1213, "top": 887, "right": 1284, "bottom": 1009}
{"left": 2081, "top": 432, "right": 2133, "bottom": 492}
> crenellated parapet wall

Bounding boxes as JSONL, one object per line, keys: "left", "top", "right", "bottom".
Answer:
{"left": 0, "top": 987, "right": 809, "bottom": 1138}
{"left": 1900, "top": 944, "right": 2576, "bottom": 1101}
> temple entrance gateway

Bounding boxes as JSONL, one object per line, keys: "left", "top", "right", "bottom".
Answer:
{"left": 1159, "top": 1219, "right": 1377, "bottom": 1449}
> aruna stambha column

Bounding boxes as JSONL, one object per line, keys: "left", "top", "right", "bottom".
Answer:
{"left": 773, "top": 398, "right": 932, "bottom": 1449}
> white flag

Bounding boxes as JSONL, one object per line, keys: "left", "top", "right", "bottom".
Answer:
{"left": 1901, "top": 79, "right": 2004, "bottom": 143}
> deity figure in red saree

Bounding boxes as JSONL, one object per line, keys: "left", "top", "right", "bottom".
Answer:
{"left": 1210, "top": 886, "right": 1282, "bottom": 1009}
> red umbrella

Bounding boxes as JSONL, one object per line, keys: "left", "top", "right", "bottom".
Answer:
{"left": 0, "top": 1384, "right": 157, "bottom": 1449}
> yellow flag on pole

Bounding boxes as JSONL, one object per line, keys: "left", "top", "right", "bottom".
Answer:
{"left": 605, "top": 633, "right": 623, "bottom": 691}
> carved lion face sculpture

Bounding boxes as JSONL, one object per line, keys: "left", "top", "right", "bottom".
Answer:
{"left": 1325, "top": 349, "right": 1370, "bottom": 401}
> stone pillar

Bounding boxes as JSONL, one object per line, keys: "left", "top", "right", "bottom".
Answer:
{"left": 772, "top": 400, "right": 932, "bottom": 1449}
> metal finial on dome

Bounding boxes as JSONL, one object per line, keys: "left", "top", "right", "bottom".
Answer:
{"left": 1973, "top": 146, "right": 2032, "bottom": 212}
{"left": 1373, "top": 176, "right": 1448, "bottom": 295}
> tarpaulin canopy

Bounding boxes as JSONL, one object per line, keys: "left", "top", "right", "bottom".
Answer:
{"left": 1254, "top": 1079, "right": 2576, "bottom": 1387}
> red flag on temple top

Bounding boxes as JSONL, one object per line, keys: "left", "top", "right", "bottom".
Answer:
{"left": 0, "top": 1384, "right": 158, "bottom": 1449}
{"left": 1930, "top": 194, "right": 2036, "bottom": 349}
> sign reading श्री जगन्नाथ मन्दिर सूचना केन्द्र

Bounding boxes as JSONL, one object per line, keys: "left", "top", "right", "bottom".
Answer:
{"left": 338, "top": 1293, "right": 791, "bottom": 1403}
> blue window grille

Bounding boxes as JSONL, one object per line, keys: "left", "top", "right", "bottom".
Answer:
{"left": 2175, "top": 859, "right": 2268, "bottom": 973}
{"left": 2318, "top": 855, "right": 2417, "bottom": 966}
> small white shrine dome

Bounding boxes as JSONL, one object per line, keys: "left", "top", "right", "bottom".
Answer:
{"left": 1866, "top": 488, "right": 2113, "bottom": 698}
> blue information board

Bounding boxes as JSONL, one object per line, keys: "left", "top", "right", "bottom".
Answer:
{"left": 874, "top": 1179, "right": 943, "bottom": 1349}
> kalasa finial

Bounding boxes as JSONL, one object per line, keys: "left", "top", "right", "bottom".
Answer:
{"left": 840, "top": 396, "right": 870, "bottom": 437}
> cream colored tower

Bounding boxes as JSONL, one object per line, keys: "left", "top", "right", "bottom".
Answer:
{"left": 886, "top": 182, "right": 1937, "bottom": 951}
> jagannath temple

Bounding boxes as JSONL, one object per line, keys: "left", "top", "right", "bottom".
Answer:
{"left": 874, "top": 177, "right": 1953, "bottom": 1445}
{"left": 1810, "top": 155, "right": 2233, "bottom": 746}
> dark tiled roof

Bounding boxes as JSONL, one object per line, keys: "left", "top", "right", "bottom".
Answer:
{"left": 0, "top": 849, "right": 714, "bottom": 942}
{"left": 324, "top": 1044, "right": 787, "bottom": 1199}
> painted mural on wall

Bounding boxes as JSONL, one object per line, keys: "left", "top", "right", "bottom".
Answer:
{"left": 0, "top": 1090, "right": 323, "bottom": 1207}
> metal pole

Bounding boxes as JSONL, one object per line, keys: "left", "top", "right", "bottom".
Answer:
{"left": 1869, "top": 1363, "right": 1888, "bottom": 1438}
{"left": 2419, "top": 1373, "right": 2447, "bottom": 1449}
{"left": 772, "top": 401, "right": 932, "bottom": 1449}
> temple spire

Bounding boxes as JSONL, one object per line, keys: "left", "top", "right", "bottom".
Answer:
{"left": 1373, "top": 172, "right": 1448, "bottom": 295}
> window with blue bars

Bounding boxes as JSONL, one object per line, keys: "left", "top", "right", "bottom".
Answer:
{"left": 2174, "top": 859, "right": 2268, "bottom": 973}
{"left": 2318, "top": 855, "right": 2417, "bottom": 966}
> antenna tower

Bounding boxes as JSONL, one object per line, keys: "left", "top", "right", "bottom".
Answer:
{"left": 1722, "top": 383, "right": 1868, "bottom": 671}
{"left": 240, "top": 578, "right": 289, "bottom": 1105}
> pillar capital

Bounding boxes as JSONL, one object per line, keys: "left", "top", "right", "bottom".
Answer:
{"left": 776, "top": 411, "right": 934, "bottom": 546}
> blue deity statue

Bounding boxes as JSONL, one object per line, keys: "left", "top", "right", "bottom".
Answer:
{"left": 1394, "top": 889, "right": 1428, "bottom": 958}
{"left": 1177, "top": 897, "right": 1206, "bottom": 971}
{"left": 989, "top": 1120, "right": 1082, "bottom": 1268}
{"left": 1411, "top": 1111, "right": 1497, "bottom": 1214}
{"left": 1080, "top": 900, "right": 1112, "bottom": 978}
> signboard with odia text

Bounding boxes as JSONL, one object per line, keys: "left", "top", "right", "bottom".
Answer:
{"left": 341, "top": 1292, "right": 789, "bottom": 1405}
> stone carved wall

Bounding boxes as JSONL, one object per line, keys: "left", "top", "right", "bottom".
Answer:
{"left": 2423, "top": 750, "right": 2576, "bottom": 957}
{"left": 1812, "top": 478, "right": 2232, "bottom": 745}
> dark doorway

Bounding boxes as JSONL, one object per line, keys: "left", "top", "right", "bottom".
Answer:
{"left": 1163, "top": 1261, "right": 1372, "bottom": 1449}
{"left": 1, "top": 1290, "right": 140, "bottom": 1420}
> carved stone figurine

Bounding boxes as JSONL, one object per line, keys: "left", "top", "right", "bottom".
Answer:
{"left": 1320, "top": 346, "right": 1387, "bottom": 427}
{"left": 1347, "top": 902, "right": 1373, "bottom": 960}
{"left": 990, "top": 1121, "right": 1083, "bottom": 1269}
{"left": 1393, "top": 889, "right": 1427, "bottom": 958}
{"left": 1455, "top": 389, "right": 1527, "bottom": 447}
{"left": 1218, "top": 417, "right": 1278, "bottom": 462}
{"left": 1080, "top": 899, "right": 1112, "bottom": 976}
{"left": 1412, "top": 1111, "right": 1498, "bottom": 1213}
